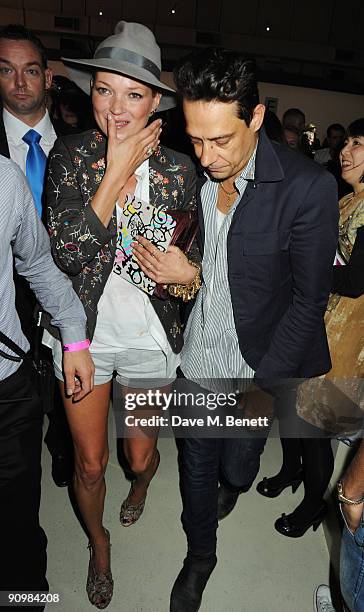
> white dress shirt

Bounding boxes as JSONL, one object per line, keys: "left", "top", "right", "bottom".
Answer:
{"left": 314, "top": 147, "right": 331, "bottom": 166}
{"left": 3, "top": 107, "right": 57, "bottom": 172}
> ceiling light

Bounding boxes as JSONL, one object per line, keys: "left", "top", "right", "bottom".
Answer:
{"left": 99, "top": 10, "right": 103, "bottom": 16}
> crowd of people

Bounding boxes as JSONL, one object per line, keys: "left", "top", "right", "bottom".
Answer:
{"left": 0, "top": 19, "right": 363, "bottom": 612}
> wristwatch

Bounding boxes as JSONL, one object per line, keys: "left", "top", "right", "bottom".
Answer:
{"left": 337, "top": 480, "right": 364, "bottom": 505}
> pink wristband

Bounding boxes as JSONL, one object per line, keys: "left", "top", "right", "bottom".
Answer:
{"left": 63, "top": 339, "right": 90, "bottom": 352}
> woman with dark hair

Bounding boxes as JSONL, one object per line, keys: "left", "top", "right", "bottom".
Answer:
{"left": 43, "top": 21, "right": 198, "bottom": 609}
{"left": 257, "top": 117, "right": 364, "bottom": 537}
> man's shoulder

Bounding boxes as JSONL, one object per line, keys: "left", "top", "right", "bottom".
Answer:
{"left": 0, "top": 155, "right": 29, "bottom": 214}
{"left": 0, "top": 154, "right": 24, "bottom": 180}
{"left": 270, "top": 140, "right": 331, "bottom": 182}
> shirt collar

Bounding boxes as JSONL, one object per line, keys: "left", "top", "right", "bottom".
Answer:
{"left": 3, "top": 108, "right": 55, "bottom": 145}
{"left": 134, "top": 158, "right": 149, "bottom": 180}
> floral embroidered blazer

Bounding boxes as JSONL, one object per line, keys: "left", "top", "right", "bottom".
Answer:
{"left": 45, "top": 128, "right": 197, "bottom": 353}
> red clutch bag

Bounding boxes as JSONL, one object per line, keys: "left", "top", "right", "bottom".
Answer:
{"left": 153, "top": 209, "right": 199, "bottom": 299}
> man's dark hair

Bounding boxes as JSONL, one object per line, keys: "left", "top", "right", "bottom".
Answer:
{"left": 327, "top": 123, "right": 345, "bottom": 137}
{"left": 174, "top": 48, "right": 259, "bottom": 126}
{"left": 0, "top": 24, "right": 47, "bottom": 69}
{"left": 282, "top": 108, "right": 305, "bottom": 128}
{"left": 346, "top": 118, "right": 364, "bottom": 139}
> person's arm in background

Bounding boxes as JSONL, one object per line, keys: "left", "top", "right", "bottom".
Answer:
{"left": 13, "top": 163, "right": 94, "bottom": 400}
{"left": 332, "top": 226, "right": 364, "bottom": 297}
{"left": 340, "top": 439, "right": 364, "bottom": 532}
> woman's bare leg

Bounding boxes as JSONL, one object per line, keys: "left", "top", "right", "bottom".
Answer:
{"left": 60, "top": 380, "right": 111, "bottom": 572}
{"left": 121, "top": 384, "right": 171, "bottom": 505}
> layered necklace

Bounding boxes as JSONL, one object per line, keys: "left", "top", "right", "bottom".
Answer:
{"left": 219, "top": 180, "right": 237, "bottom": 208}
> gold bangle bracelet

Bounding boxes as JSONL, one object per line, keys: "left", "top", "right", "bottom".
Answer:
{"left": 167, "top": 261, "right": 202, "bottom": 302}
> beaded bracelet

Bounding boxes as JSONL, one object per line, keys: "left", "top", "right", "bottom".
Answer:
{"left": 167, "top": 261, "right": 202, "bottom": 302}
{"left": 63, "top": 339, "right": 90, "bottom": 352}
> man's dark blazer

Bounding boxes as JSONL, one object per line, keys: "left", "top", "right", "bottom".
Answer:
{"left": 0, "top": 108, "right": 10, "bottom": 158}
{"left": 197, "top": 127, "right": 339, "bottom": 380}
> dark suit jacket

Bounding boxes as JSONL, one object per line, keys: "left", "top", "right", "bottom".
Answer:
{"left": 197, "top": 128, "right": 339, "bottom": 380}
{"left": 45, "top": 129, "right": 197, "bottom": 352}
{"left": 0, "top": 110, "right": 10, "bottom": 158}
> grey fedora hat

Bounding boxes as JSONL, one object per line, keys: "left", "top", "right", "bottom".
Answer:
{"left": 62, "top": 21, "right": 176, "bottom": 111}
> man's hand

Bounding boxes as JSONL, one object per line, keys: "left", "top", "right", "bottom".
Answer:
{"left": 63, "top": 349, "right": 95, "bottom": 402}
{"left": 239, "top": 386, "right": 275, "bottom": 429}
{"left": 342, "top": 502, "right": 364, "bottom": 534}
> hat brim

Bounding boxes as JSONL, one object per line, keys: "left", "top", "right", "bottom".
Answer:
{"left": 62, "top": 57, "right": 176, "bottom": 111}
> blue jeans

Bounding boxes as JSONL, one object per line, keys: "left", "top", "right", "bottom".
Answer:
{"left": 340, "top": 509, "right": 364, "bottom": 612}
{"left": 178, "top": 435, "right": 266, "bottom": 554}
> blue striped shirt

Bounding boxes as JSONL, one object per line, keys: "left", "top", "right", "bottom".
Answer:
{"left": 0, "top": 156, "right": 87, "bottom": 380}
{"left": 181, "top": 148, "right": 257, "bottom": 390}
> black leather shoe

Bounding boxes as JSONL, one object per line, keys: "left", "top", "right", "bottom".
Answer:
{"left": 217, "top": 484, "right": 240, "bottom": 520}
{"left": 256, "top": 469, "right": 303, "bottom": 498}
{"left": 274, "top": 502, "right": 327, "bottom": 538}
{"left": 170, "top": 553, "right": 217, "bottom": 612}
{"left": 51, "top": 454, "right": 73, "bottom": 487}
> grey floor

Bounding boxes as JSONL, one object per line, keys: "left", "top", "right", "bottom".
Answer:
{"left": 40, "top": 412, "right": 331, "bottom": 612}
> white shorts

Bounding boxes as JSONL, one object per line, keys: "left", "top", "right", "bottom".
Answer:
{"left": 43, "top": 333, "right": 180, "bottom": 388}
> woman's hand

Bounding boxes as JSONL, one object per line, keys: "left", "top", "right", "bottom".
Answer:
{"left": 132, "top": 235, "right": 197, "bottom": 285}
{"left": 91, "top": 117, "right": 162, "bottom": 227}
{"left": 105, "top": 114, "right": 162, "bottom": 188}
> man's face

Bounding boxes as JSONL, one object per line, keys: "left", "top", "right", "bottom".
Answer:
{"left": 284, "top": 128, "right": 300, "bottom": 149}
{"left": 183, "top": 99, "right": 265, "bottom": 182}
{"left": 283, "top": 114, "right": 305, "bottom": 134}
{"left": 0, "top": 39, "right": 52, "bottom": 119}
{"left": 328, "top": 128, "right": 345, "bottom": 151}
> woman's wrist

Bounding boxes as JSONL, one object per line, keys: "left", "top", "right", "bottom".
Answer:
{"left": 104, "top": 162, "right": 128, "bottom": 190}
{"left": 168, "top": 261, "right": 201, "bottom": 302}
{"left": 180, "top": 262, "right": 200, "bottom": 285}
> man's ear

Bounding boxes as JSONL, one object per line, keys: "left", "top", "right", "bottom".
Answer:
{"left": 45, "top": 68, "right": 53, "bottom": 91}
{"left": 250, "top": 104, "right": 265, "bottom": 132}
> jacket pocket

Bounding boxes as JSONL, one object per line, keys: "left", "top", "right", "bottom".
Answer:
{"left": 242, "top": 230, "right": 290, "bottom": 255}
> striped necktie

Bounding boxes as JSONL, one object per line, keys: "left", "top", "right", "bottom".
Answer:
{"left": 22, "top": 129, "right": 47, "bottom": 217}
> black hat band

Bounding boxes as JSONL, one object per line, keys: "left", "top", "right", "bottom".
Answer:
{"left": 94, "top": 47, "right": 161, "bottom": 80}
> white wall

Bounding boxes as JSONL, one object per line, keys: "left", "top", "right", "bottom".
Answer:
{"left": 259, "top": 82, "right": 364, "bottom": 142}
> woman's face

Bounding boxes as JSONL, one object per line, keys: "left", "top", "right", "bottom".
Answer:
{"left": 340, "top": 135, "right": 364, "bottom": 187}
{"left": 92, "top": 71, "right": 161, "bottom": 139}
